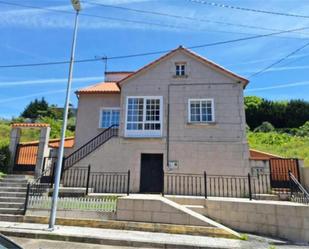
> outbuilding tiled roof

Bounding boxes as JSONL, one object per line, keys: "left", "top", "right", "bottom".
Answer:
{"left": 76, "top": 82, "right": 120, "bottom": 94}
{"left": 12, "top": 123, "right": 50, "bottom": 128}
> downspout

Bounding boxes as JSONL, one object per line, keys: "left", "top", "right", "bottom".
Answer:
{"left": 166, "top": 84, "right": 170, "bottom": 167}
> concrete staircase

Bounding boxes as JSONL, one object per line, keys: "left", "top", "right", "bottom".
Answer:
{"left": 0, "top": 175, "right": 28, "bottom": 215}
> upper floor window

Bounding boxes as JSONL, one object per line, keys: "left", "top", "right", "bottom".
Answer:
{"left": 188, "top": 99, "right": 215, "bottom": 123}
{"left": 175, "top": 63, "right": 186, "bottom": 76}
{"left": 100, "top": 108, "right": 120, "bottom": 128}
{"left": 125, "top": 96, "right": 163, "bottom": 137}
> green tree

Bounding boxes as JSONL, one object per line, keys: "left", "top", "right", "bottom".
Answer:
{"left": 21, "top": 98, "right": 49, "bottom": 120}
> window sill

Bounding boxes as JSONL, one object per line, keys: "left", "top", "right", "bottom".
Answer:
{"left": 173, "top": 75, "right": 188, "bottom": 79}
{"left": 186, "top": 122, "right": 216, "bottom": 127}
{"left": 125, "top": 131, "right": 162, "bottom": 138}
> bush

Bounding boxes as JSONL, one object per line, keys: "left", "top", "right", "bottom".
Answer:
{"left": 254, "top": 122, "right": 275, "bottom": 132}
{"left": 296, "top": 121, "right": 309, "bottom": 137}
{"left": 0, "top": 142, "right": 10, "bottom": 173}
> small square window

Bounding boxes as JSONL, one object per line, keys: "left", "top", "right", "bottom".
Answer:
{"left": 175, "top": 63, "right": 186, "bottom": 76}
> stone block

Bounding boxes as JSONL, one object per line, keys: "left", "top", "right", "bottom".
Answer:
{"left": 266, "top": 214, "right": 277, "bottom": 226}
{"left": 117, "top": 210, "right": 134, "bottom": 221}
{"left": 133, "top": 210, "right": 152, "bottom": 222}
{"left": 169, "top": 213, "right": 189, "bottom": 225}
{"left": 256, "top": 204, "right": 275, "bottom": 215}
{"left": 143, "top": 200, "right": 161, "bottom": 212}
{"left": 133, "top": 200, "right": 144, "bottom": 211}
{"left": 152, "top": 211, "right": 170, "bottom": 224}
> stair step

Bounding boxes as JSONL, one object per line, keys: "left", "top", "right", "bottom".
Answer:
{"left": 0, "top": 208, "right": 23, "bottom": 215}
{"left": 0, "top": 183, "right": 28, "bottom": 187}
{"left": 0, "top": 214, "right": 24, "bottom": 222}
{"left": 0, "top": 192, "right": 27, "bottom": 197}
{"left": 0, "top": 179, "right": 28, "bottom": 184}
{"left": 4, "top": 175, "right": 26, "bottom": 179}
{"left": 0, "top": 197, "right": 25, "bottom": 203}
{"left": 0, "top": 187, "right": 27, "bottom": 192}
{"left": 0, "top": 202, "right": 24, "bottom": 209}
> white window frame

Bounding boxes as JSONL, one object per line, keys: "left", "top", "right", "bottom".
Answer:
{"left": 125, "top": 96, "right": 163, "bottom": 138}
{"left": 188, "top": 98, "right": 215, "bottom": 123}
{"left": 175, "top": 62, "right": 186, "bottom": 76}
{"left": 99, "top": 107, "right": 120, "bottom": 128}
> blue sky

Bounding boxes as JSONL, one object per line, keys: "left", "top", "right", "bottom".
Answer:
{"left": 1, "top": 0, "right": 309, "bottom": 118}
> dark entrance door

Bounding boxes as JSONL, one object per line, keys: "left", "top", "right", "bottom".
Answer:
{"left": 140, "top": 154, "right": 163, "bottom": 193}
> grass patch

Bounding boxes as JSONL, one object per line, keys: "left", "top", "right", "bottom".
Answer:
{"left": 248, "top": 132, "right": 309, "bottom": 167}
{"left": 240, "top": 234, "right": 248, "bottom": 241}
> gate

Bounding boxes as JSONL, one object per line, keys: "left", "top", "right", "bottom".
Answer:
{"left": 269, "top": 158, "right": 300, "bottom": 188}
{"left": 14, "top": 144, "right": 37, "bottom": 171}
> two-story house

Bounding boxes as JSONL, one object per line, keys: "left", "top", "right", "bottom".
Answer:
{"left": 72, "top": 46, "right": 250, "bottom": 193}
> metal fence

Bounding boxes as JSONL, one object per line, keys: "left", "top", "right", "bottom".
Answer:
{"left": 28, "top": 196, "right": 117, "bottom": 212}
{"left": 164, "top": 172, "right": 271, "bottom": 199}
{"left": 61, "top": 165, "right": 130, "bottom": 195}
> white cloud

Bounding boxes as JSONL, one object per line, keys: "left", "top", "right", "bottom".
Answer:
{"left": 245, "top": 80, "right": 309, "bottom": 92}
{"left": 0, "top": 76, "right": 104, "bottom": 88}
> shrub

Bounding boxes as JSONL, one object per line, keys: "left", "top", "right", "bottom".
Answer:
{"left": 0, "top": 142, "right": 10, "bottom": 173}
{"left": 254, "top": 122, "right": 275, "bottom": 132}
{"left": 296, "top": 121, "right": 309, "bottom": 137}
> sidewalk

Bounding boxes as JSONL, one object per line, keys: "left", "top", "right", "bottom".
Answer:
{"left": 0, "top": 221, "right": 298, "bottom": 249}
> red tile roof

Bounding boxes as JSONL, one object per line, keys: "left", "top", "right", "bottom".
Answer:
{"left": 76, "top": 82, "right": 120, "bottom": 94}
{"left": 12, "top": 123, "right": 50, "bottom": 128}
{"left": 19, "top": 137, "right": 74, "bottom": 148}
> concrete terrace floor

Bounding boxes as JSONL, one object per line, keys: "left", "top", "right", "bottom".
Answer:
{"left": 1, "top": 222, "right": 309, "bottom": 249}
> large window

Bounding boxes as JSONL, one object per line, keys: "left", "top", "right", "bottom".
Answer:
{"left": 125, "top": 96, "right": 162, "bottom": 137}
{"left": 100, "top": 108, "right": 120, "bottom": 128}
{"left": 188, "top": 99, "right": 214, "bottom": 123}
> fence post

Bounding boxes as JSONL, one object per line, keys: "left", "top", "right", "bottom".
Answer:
{"left": 162, "top": 171, "right": 165, "bottom": 197}
{"left": 50, "top": 162, "right": 56, "bottom": 188}
{"left": 127, "top": 170, "right": 130, "bottom": 196}
{"left": 204, "top": 171, "right": 207, "bottom": 199}
{"left": 288, "top": 170, "right": 293, "bottom": 197}
{"left": 86, "top": 164, "right": 91, "bottom": 196}
{"left": 248, "top": 173, "right": 252, "bottom": 201}
{"left": 60, "top": 157, "right": 66, "bottom": 180}
{"left": 23, "top": 183, "right": 30, "bottom": 215}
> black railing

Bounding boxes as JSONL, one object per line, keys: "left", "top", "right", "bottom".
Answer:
{"left": 62, "top": 125, "right": 119, "bottom": 171}
{"left": 289, "top": 171, "right": 309, "bottom": 204}
{"left": 164, "top": 172, "right": 271, "bottom": 199}
{"left": 61, "top": 166, "right": 130, "bottom": 194}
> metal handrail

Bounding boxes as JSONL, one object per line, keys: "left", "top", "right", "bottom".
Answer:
{"left": 63, "top": 124, "right": 119, "bottom": 171}
{"left": 289, "top": 171, "right": 309, "bottom": 203}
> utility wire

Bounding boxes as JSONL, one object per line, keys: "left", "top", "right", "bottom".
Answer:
{"left": 0, "top": 0, "right": 192, "bottom": 31}
{"left": 84, "top": 0, "right": 297, "bottom": 34}
{"left": 249, "top": 41, "right": 309, "bottom": 78}
{"left": 1, "top": 0, "right": 309, "bottom": 39}
{"left": 189, "top": 0, "right": 309, "bottom": 19}
{"left": 1, "top": 26, "right": 309, "bottom": 69}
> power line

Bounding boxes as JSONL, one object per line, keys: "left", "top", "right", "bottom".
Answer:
{"left": 249, "top": 41, "right": 309, "bottom": 78}
{"left": 1, "top": 0, "right": 309, "bottom": 39}
{"left": 189, "top": 0, "right": 309, "bottom": 19}
{"left": 85, "top": 0, "right": 309, "bottom": 38}
{"left": 1, "top": 26, "right": 309, "bottom": 69}
{"left": 0, "top": 1, "right": 191, "bottom": 31}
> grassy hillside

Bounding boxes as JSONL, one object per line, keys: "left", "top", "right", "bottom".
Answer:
{"left": 248, "top": 132, "right": 309, "bottom": 166}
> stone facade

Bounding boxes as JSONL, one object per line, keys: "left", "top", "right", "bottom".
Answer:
{"left": 73, "top": 48, "right": 250, "bottom": 192}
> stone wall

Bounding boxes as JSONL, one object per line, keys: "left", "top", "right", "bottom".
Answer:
{"left": 202, "top": 198, "right": 309, "bottom": 243}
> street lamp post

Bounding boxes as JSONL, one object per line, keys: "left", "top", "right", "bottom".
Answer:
{"left": 48, "top": 0, "right": 81, "bottom": 230}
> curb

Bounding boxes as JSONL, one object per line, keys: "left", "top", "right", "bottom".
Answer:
{"left": 0, "top": 228, "right": 231, "bottom": 249}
